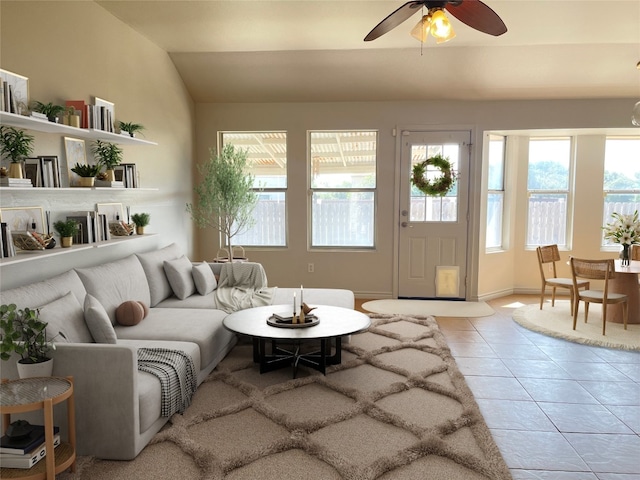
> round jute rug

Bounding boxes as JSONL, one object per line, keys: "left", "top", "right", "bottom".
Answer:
{"left": 513, "top": 301, "right": 640, "bottom": 351}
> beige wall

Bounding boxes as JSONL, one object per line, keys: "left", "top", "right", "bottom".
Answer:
{"left": 0, "top": 1, "right": 195, "bottom": 290}
{"left": 196, "top": 100, "right": 637, "bottom": 299}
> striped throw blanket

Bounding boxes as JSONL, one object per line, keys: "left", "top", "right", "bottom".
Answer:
{"left": 137, "top": 348, "right": 197, "bottom": 417}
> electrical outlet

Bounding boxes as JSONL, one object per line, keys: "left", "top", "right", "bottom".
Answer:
{"left": 308, "top": 263, "right": 314, "bottom": 273}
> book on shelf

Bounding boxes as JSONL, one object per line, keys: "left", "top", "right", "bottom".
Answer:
{"left": 114, "top": 163, "right": 138, "bottom": 188}
{"left": 0, "top": 425, "right": 60, "bottom": 455}
{"left": 1, "top": 223, "right": 16, "bottom": 258}
{"left": 29, "top": 111, "right": 47, "bottom": 120}
{"left": 95, "top": 179, "right": 124, "bottom": 188}
{"left": 0, "top": 177, "right": 32, "bottom": 187}
{"left": 0, "top": 434, "right": 61, "bottom": 469}
{"left": 37, "top": 156, "right": 61, "bottom": 188}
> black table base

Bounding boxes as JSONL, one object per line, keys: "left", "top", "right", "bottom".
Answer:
{"left": 252, "top": 337, "right": 343, "bottom": 377}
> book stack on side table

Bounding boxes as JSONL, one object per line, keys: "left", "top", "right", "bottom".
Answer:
{"left": 0, "top": 425, "right": 60, "bottom": 469}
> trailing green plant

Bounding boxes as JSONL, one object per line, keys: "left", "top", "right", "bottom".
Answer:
{"left": 131, "top": 212, "right": 150, "bottom": 227}
{"left": 0, "top": 304, "right": 63, "bottom": 363}
{"left": 0, "top": 126, "right": 34, "bottom": 163}
{"left": 31, "top": 100, "right": 66, "bottom": 121}
{"left": 118, "top": 121, "right": 145, "bottom": 137}
{"left": 91, "top": 140, "right": 123, "bottom": 170}
{"left": 70, "top": 162, "right": 101, "bottom": 178}
{"left": 186, "top": 144, "right": 259, "bottom": 258}
{"left": 53, "top": 219, "right": 79, "bottom": 238}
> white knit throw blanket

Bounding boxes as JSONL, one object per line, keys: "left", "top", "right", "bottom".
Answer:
{"left": 214, "top": 262, "right": 275, "bottom": 313}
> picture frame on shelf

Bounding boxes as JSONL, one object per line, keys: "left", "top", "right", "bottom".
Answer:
{"left": 38, "top": 155, "right": 61, "bottom": 188}
{"left": 97, "top": 202, "right": 124, "bottom": 222}
{"left": 23, "top": 158, "right": 42, "bottom": 187}
{"left": 0, "top": 69, "right": 29, "bottom": 115}
{"left": 64, "top": 137, "right": 87, "bottom": 187}
{"left": 0, "top": 206, "right": 45, "bottom": 233}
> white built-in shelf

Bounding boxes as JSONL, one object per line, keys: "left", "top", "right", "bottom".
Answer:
{"left": 0, "top": 233, "right": 157, "bottom": 266}
{"left": 0, "top": 186, "right": 158, "bottom": 192}
{"left": 0, "top": 111, "right": 157, "bottom": 146}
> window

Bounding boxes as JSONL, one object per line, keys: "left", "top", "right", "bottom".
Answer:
{"left": 526, "top": 137, "right": 573, "bottom": 248}
{"left": 486, "top": 135, "right": 505, "bottom": 250}
{"left": 309, "top": 131, "right": 377, "bottom": 248}
{"left": 220, "top": 132, "right": 287, "bottom": 247}
{"left": 602, "top": 136, "right": 640, "bottom": 246}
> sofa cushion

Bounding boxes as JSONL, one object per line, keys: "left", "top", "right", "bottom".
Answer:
{"left": 116, "top": 301, "right": 146, "bottom": 326}
{"left": 192, "top": 262, "right": 217, "bottom": 296}
{"left": 76, "top": 255, "right": 151, "bottom": 325}
{"left": 84, "top": 295, "right": 117, "bottom": 344}
{"left": 154, "top": 293, "right": 216, "bottom": 309}
{"left": 163, "top": 256, "right": 196, "bottom": 300}
{"left": 38, "top": 291, "right": 93, "bottom": 344}
{"left": 135, "top": 243, "right": 181, "bottom": 307}
{"left": 0, "top": 270, "right": 87, "bottom": 312}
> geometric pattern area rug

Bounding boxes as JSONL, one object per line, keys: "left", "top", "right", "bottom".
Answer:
{"left": 60, "top": 314, "right": 512, "bottom": 480}
{"left": 362, "top": 300, "right": 495, "bottom": 318}
{"left": 513, "top": 301, "right": 640, "bottom": 351}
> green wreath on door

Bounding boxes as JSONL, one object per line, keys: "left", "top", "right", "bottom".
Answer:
{"left": 411, "top": 154, "right": 456, "bottom": 196}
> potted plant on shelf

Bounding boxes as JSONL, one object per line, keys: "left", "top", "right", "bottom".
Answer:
{"left": 70, "top": 162, "right": 100, "bottom": 187}
{"left": 118, "top": 121, "right": 145, "bottom": 138}
{"left": 0, "top": 125, "right": 34, "bottom": 179}
{"left": 91, "top": 140, "right": 123, "bottom": 181}
{"left": 131, "top": 212, "right": 150, "bottom": 235}
{"left": 0, "top": 303, "right": 63, "bottom": 378}
{"left": 53, "top": 219, "right": 79, "bottom": 248}
{"left": 186, "top": 144, "right": 258, "bottom": 261}
{"left": 31, "top": 100, "right": 66, "bottom": 123}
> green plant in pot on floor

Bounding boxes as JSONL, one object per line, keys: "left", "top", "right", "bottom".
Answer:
{"left": 53, "top": 219, "right": 79, "bottom": 248}
{"left": 0, "top": 125, "right": 34, "bottom": 179}
{"left": 0, "top": 303, "right": 64, "bottom": 378}
{"left": 92, "top": 140, "right": 123, "bottom": 182}
{"left": 131, "top": 212, "right": 150, "bottom": 235}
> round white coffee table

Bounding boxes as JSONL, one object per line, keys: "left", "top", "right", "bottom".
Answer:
{"left": 223, "top": 305, "right": 371, "bottom": 377}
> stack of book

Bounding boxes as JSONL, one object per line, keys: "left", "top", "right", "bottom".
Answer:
{"left": 0, "top": 425, "right": 60, "bottom": 469}
{"left": 0, "top": 177, "right": 32, "bottom": 188}
{"left": 1, "top": 222, "right": 16, "bottom": 258}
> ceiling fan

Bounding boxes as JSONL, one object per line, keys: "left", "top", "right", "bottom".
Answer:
{"left": 364, "top": 0, "right": 507, "bottom": 44}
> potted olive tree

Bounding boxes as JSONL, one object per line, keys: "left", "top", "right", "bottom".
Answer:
{"left": 53, "top": 219, "right": 79, "bottom": 247}
{"left": 131, "top": 212, "right": 150, "bottom": 235}
{"left": 92, "top": 140, "right": 123, "bottom": 181}
{"left": 186, "top": 144, "right": 258, "bottom": 261}
{"left": 0, "top": 125, "right": 34, "bottom": 179}
{"left": 0, "top": 303, "right": 62, "bottom": 378}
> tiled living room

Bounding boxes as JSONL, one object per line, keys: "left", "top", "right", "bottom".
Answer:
{"left": 1, "top": 1, "right": 639, "bottom": 479}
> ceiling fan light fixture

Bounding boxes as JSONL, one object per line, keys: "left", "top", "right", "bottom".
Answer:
{"left": 410, "top": 14, "right": 432, "bottom": 43}
{"left": 430, "top": 8, "right": 456, "bottom": 43}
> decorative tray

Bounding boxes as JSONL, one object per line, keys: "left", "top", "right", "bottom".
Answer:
{"left": 267, "top": 314, "right": 319, "bottom": 328}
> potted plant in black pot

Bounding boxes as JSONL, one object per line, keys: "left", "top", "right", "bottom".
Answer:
{"left": 53, "top": 219, "right": 79, "bottom": 248}
{"left": 118, "top": 121, "right": 145, "bottom": 138}
{"left": 131, "top": 212, "right": 150, "bottom": 235}
{"left": 92, "top": 140, "right": 123, "bottom": 182}
{"left": 0, "top": 125, "right": 34, "bottom": 179}
{"left": 70, "top": 162, "right": 100, "bottom": 187}
{"left": 0, "top": 303, "right": 62, "bottom": 378}
{"left": 31, "top": 100, "right": 66, "bottom": 123}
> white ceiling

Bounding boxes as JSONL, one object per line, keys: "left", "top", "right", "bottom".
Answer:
{"left": 97, "top": 0, "right": 640, "bottom": 103}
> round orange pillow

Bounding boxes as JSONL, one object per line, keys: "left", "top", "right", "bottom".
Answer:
{"left": 116, "top": 301, "right": 145, "bottom": 326}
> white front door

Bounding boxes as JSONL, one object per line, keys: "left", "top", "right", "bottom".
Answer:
{"left": 398, "top": 130, "right": 470, "bottom": 299}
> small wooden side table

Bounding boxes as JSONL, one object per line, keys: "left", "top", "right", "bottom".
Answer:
{"left": 0, "top": 376, "right": 76, "bottom": 480}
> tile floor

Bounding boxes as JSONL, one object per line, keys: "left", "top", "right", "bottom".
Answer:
{"left": 436, "top": 294, "right": 640, "bottom": 480}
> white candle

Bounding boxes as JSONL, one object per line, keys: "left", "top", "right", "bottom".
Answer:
{"left": 300, "top": 285, "right": 304, "bottom": 306}
{"left": 293, "top": 292, "right": 296, "bottom": 315}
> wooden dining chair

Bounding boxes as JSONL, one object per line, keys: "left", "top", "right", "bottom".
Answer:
{"left": 536, "top": 245, "right": 589, "bottom": 310}
{"left": 569, "top": 257, "right": 628, "bottom": 335}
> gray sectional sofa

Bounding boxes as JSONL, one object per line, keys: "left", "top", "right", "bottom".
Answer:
{"left": 0, "top": 243, "right": 354, "bottom": 460}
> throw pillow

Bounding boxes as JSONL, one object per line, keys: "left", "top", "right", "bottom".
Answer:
{"left": 84, "top": 294, "right": 117, "bottom": 344}
{"left": 116, "top": 301, "right": 145, "bottom": 326}
{"left": 192, "top": 262, "right": 217, "bottom": 296}
{"left": 136, "top": 243, "right": 181, "bottom": 306}
{"left": 163, "top": 255, "right": 196, "bottom": 300}
{"left": 38, "top": 291, "right": 93, "bottom": 343}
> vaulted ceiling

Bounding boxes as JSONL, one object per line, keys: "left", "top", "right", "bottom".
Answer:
{"left": 97, "top": 0, "right": 640, "bottom": 103}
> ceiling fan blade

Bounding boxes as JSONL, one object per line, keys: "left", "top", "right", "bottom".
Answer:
{"left": 364, "top": 1, "right": 426, "bottom": 41}
{"left": 445, "top": 0, "right": 507, "bottom": 36}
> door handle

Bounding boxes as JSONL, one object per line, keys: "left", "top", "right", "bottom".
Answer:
{"left": 401, "top": 222, "right": 412, "bottom": 228}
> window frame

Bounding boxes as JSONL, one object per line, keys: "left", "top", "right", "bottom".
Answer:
{"left": 486, "top": 134, "right": 506, "bottom": 252}
{"left": 308, "top": 130, "right": 378, "bottom": 250}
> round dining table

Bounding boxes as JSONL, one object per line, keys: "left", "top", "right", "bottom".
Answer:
{"left": 609, "top": 260, "right": 639, "bottom": 324}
